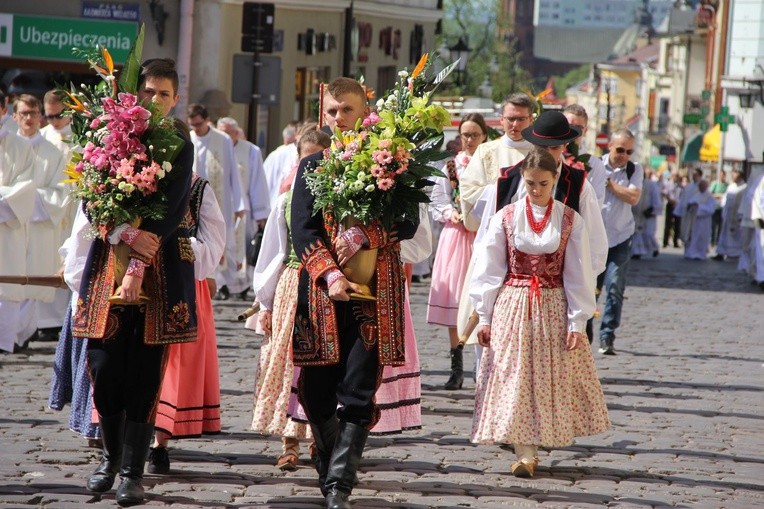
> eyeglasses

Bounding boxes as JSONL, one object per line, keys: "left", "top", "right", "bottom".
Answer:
{"left": 502, "top": 116, "right": 529, "bottom": 124}
{"left": 460, "top": 133, "right": 484, "bottom": 140}
{"left": 16, "top": 110, "right": 40, "bottom": 118}
{"left": 44, "top": 112, "right": 64, "bottom": 120}
{"left": 615, "top": 147, "right": 634, "bottom": 155}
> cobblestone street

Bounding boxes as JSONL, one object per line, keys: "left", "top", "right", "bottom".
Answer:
{"left": 1, "top": 246, "right": 763, "bottom": 508}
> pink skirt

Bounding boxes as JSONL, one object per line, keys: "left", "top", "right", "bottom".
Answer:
{"left": 427, "top": 221, "right": 475, "bottom": 327}
{"left": 289, "top": 287, "right": 422, "bottom": 435}
{"left": 154, "top": 280, "right": 221, "bottom": 437}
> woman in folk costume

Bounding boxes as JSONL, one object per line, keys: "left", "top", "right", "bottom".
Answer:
{"left": 470, "top": 148, "right": 609, "bottom": 478}
{"left": 427, "top": 113, "right": 488, "bottom": 390}
{"left": 49, "top": 207, "right": 100, "bottom": 444}
{"left": 251, "top": 130, "right": 330, "bottom": 470}
{"left": 148, "top": 173, "right": 227, "bottom": 474}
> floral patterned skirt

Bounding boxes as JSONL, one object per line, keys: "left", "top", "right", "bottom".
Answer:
{"left": 471, "top": 285, "right": 609, "bottom": 448}
{"left": 251, "top": 267, "right": 310, "bottom": 440}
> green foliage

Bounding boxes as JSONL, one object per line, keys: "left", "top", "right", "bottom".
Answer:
{"left": 118, "top": 25, "right": 145, "bottom": 94}
{"left": 553, "top": 64, "right": 591, "bottom": 98}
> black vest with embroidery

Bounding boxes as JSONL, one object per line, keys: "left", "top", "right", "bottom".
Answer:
{"left": 496, "top": 160, "right": 586, "bottom": 213}
{"left": 187, "top": 177, "right": 208, "bottom": 238}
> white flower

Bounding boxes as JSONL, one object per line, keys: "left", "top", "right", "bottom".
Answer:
{"left": 365, "top": 184, "right": 375, "bottom": 192}
{"left": 376, "top": 98, "right": 385, "bottom": 109}
{"left": 398, "top": 70, "right": 409, "bottom": 79}
{"left": 162, "top": 161, "right": 172, "bottom": 173}
{"left": 357, "top": 171, "right": 366, "bottom": 180}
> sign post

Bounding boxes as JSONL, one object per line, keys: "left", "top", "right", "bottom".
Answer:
{"left": 241, "top": 2, "right": 275, "bottom": 145}
{"left": 595, "top": 133, "right": 609, "bottom": 151}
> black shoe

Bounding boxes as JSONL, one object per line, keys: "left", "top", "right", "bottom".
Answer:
{"left": 444, "top": 348, "right": 464, "bottom": 390}
{"left": 598, "top": 344, "right": 616, "bottom": 355}
{"left": 87, "top": 413, "right": 125, "bottom": 493}
{"left": 711, "top": 254, "right": 725, "bottom": 261}
{"left": 115, "top": 421, "right": 154, "bottom": 507}
{"left": 213, "top": 285, "right": 230, "bottom": 301}
{"left": 410, "top": 275, "right": 421, "bottom": 283}
{"left": 35, "top": 327, "right": 61, "bottom": 342}
{"left": 631, "top": 254, "right": 641, "bottom": 260}
{"left": 652, "top": 250, "right": 659, "bottom": 257}
{"left": 237, "top": 288, "right": 251, "bottom": 301}
{"left": 147, "top": 446, "right": 170, "bottom": 474}
{"left": 325, "top": 486, "right": 351, "bottom": 509}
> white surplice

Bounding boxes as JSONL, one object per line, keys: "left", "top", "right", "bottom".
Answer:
{"left": 263, "top": 143, "right": 298, "bottom": 208}
{"left": 683, "top": 190, "right": 717, "bottom": 260}
{"left": 459, "top": 136, "right": 531, "bottom": 231}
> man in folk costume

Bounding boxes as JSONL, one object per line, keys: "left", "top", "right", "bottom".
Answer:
{"left": 290, "top": 77, "right": 418, "bottom": 509}
{"left": 186, "top": 103, "right": 247, "bottom": 300}
{"left": 459, "top": 93, "right": 534, "bottom": 232}
{"left": 0, "top": 91, "right": 35, "bottom": 353}
{"left": 595, "top": 128, "right": 643, "bottom": 354}
{"left": 682, "top": 179, "right": 717, "bottom": 260}
{"left": 74, "top": 58, "right": 197, "bottom": 506}
{"left": 38, "top": 89, "right": 78, "bottom": 339}
{"left": 13, "top": 94, "right": 69, "bottom": 345}
{"left": 216, "top": 117, "right": 270, "bottom": 296}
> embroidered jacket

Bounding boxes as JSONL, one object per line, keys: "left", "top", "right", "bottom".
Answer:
{"left": 72, "top": 128, "right": 198, "bottom": 345}
{"left": 290, "top": 151, "right": 418, "bottom": 367}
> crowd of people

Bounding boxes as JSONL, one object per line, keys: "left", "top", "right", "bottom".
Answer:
{"left": 2, "top": 57, "right": 764, "bottom": 509}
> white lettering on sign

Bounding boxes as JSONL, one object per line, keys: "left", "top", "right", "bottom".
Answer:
{"left": 19, "top": 25, "right": 130, "bottom": 50}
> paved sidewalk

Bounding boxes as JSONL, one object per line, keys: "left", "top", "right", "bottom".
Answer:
{"left": 1, "top": 246, "right": 763, "bottom": 508}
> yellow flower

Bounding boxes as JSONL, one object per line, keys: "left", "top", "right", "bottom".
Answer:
{"left": 62, "top": 162, "right": 82, "bottom": 184}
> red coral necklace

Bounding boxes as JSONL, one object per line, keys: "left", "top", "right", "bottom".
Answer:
{"left": 525, "top": 196, "right": 553, "bottom": 235}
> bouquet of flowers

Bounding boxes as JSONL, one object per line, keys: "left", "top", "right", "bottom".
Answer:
{"left": 62, "top": 26, "right": 185, "bottom": 239}
{"left": 305, "top": 54, "right": 455, "bottom": 229}
{"left": 564, "top": 140, "right": 592, "bottom": 173}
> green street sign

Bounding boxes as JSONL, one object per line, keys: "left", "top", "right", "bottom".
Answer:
{"left": 701, "top": 89, "right": 712, "bottom": 101}
{"left": 714, "top": 106, "right": 735, "bottom": 132}
{"left": 683, "top": 112, "right": 702, "bottom": 124}
{"left": 0, "top": 13, "right": 138, "bottom": 63}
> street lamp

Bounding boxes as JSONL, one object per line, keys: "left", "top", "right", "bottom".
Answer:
{"left": 449, "top": 37, "right": 471, "bottom": 88}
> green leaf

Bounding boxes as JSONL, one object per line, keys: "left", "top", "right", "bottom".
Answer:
{"left": 118, "top": 24, "right": 145, "bottom": 94}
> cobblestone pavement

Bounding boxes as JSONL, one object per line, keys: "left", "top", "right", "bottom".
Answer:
{"left": 1, "top": 246, "right": 763, "bottom": 508}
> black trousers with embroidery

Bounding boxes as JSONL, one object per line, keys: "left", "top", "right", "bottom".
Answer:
{"left": 299, "top": 301, "right": 382, "bottom": 428}
{"left": 86, "top": 306, "right": 167, "bottom": 422}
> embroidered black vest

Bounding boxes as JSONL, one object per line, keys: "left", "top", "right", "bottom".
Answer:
{"left": 496, "top": 160, "right": 586, "bottom": 213}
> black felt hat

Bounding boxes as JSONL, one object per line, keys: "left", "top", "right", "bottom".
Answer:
{"left": 521, "top": 111, "right": 581, "bottom": 146}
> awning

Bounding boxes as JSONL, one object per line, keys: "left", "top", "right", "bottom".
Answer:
{"left": 682, "top": 131, "right": 703, "bottom": 163}
{"left": 700, "top": 124, "right": 721, "bottom": 162}
{"left": 724, "top": 123, "right": 748, "bottom": 161}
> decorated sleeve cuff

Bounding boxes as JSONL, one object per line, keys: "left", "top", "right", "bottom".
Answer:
{"left": 129, "top": 252, "right": 153, "bottom": 266}
{"left": 301, "top": 242, "right": 341, "bottom": 283}
{"left": 324, "top": 268, "right": 344, "bottom": 289}
{"left": 126, "top": 258, "right": 146, "bottom": 279}
{"left": 119, "top": 226, "right": 142, "bottom": 247}
{"left": 359, "top": 221, "right": 389, "bottom": 249}
{"left": 339, "top": 226, "right": 368, "bottom": 257}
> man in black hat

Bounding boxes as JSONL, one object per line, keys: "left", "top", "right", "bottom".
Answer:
{"left": 493, "top": 110, "right": 607, "bottom": 278}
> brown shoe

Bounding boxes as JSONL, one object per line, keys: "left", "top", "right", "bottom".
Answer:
{"left": 511, "top": 458, "right": 538, "bottom": 478}
{"left": 276, "top": 451, "right": 298, "bottom": 471}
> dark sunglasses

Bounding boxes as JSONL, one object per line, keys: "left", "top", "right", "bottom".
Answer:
{"left": 615, "top": 147, "right": 634, "bottom": 155}
{"left": 44, "top": 112, "right": 64, "bottom": 120}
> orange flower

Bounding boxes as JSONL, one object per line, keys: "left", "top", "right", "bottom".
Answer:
{"left": 411, "top": 53, "right": 428, "bottom": 79}
{"left": 102, "top": 47, "right": 114, "bottom": 75}
{"left": 64, "top": 91, "right": 88, "bottom": 113}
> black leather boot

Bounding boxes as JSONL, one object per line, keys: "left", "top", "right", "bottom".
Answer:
{"left": 115, "top": 421, "right": 154, "bottom": 507}
{"left": 444, "top": 348, "right": 464, "bottom": 390}
{"left": 324, "top": 421, "right": 369, "bottom": 509}
{"left": 87, "top": 412, "right": 125, "bottom": 493}
{"left": 309, "top": 417, "right": 339, "bottom": 496}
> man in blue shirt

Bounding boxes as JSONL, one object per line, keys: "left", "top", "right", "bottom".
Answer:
{"left": 595, "top": 128, "right": 643, "bottom": 355}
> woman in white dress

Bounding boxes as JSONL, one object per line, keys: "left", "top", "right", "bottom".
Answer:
{"left": 470, "top": 148, "right": 610, "bottom": 478}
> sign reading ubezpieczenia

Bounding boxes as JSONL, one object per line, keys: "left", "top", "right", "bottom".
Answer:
{"left": 0, "top": 13, "right": 138, "bottom": 63}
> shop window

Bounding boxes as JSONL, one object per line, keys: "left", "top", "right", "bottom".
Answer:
{"left": 377, "top": 66, "right": 397, "bottom": 96}
{"left": 294, "top": 66, "right": 330, "bottom": 121}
